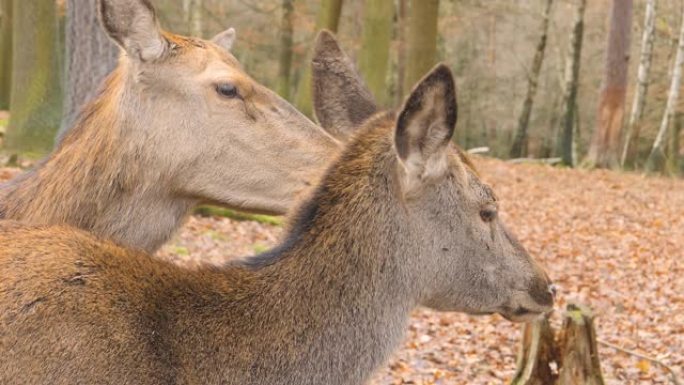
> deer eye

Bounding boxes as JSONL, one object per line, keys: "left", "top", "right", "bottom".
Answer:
{"left": 216, "top": 83, "right": 240, "bottom": 99}
{"left": 480, "top": 206, "right": 498, "bottom": 222}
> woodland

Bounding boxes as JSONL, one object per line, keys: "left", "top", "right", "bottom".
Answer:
{"left": 0, "top": 0, "right": 682, "bottom": 384}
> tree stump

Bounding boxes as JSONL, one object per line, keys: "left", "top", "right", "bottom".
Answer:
{"left": 510, "top": 303, "right": 606, "bottom": 385}
{"left": 557, "top": 304, "right": 605, "bottom": 385}
{"left": 511, "top": 317, "right": 559, "bottom": 385}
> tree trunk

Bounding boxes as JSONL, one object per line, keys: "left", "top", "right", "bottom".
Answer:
{"left": 396, "top": 0, "right": 408, "bottom": 103}
{"left": 403, "top": 0, "right": 440, "bottom": 93}
{"left": 557, "top": 304, "right": 606, "bottom": 385}
{"left": 358, "top": 0, "right": 393, "bottom": 106}
{"left": 0, "top": 0, "right": 12, "bottom": 110}
{"left": 667, "top": 112, "right": 681, "bottom": 173}
{"left": 183, "top": 0, "right": 203, "bottom": 37}
{"left": 510, "top": 0, "right": 553, "bottom": 158}
{"left": 295, "top": 0, "right": 344, "bottom": 118}
{"left": 646, "top": 4, "right": 684, "bottom": 173}
{"left": 586, "top": 0, "right": 633, "bottom": 169}
{"left": 276, "top": 0, "right": 294, "bottom": 99}
{"left": 56, "top": 0, "right": 118, "bottom": 144}
{"left": 4, "top": 0, "right": 63, "bottom": 154}
{"left": 557, "top": 0, "right": 586, "bottom": 166}
{"left": 511, "top": 318, "right": 559, "bottom": 385}
{"left": 621, "top": 0, "right": 657, "bottom": 168}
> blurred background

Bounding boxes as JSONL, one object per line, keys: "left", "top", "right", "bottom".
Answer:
{"left": 1, "top": 0, "right": 684, "bottom": 174}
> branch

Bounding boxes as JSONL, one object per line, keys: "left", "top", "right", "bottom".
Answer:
{"left": 597, "top": 339, "right": 682, "bottom": 385}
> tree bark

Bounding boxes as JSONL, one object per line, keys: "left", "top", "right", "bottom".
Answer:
{"left": 510, "top": 0, "right": 554, "bottom": 158}
{"left": 276, "top": 0, "right": 294, "bottom": 99}
{"left": 621, "top": 0, "right": 657, "bottom": 168}
{"left": 0, "top": 0, "right": 12, "bottom": 110}
{"left": 295, "top": 0, "right": 344, "bottom": 118}
{"left": 4, "top": 0, "right": 63, "bottom": 154}
{"left": 511, "top": 318, "right": 559, "bottom": 385}
{"left": 56, "top": 0, "right": 118, "bottom": 144}
{"left": 396, "top": 0, "right": 408, "bottom": 103}
{"left": 358, "top": 0, "right": 393, "bottom": 106}
{"left": 557, "top": 0, "right": 586, "bottom": 166}
{"left": 586, "top": 0, "right": 633, "bottom": 169}
{"left": 557, "top": 304, "right": 606, "bottom": 385}
{"left": 403, "top": 0, "right": 440, "bottom": 92}
{"left": 646, "top": 4, "right": 684, "bottom": 173}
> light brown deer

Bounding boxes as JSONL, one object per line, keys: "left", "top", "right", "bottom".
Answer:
{"left": 0, "top": 64, "right": 554, "bottom": 385}
{"left": 0, "top": 0, "right": 342, "bottom": 252}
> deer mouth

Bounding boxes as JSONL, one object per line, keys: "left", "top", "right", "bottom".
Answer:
{"left": 499, "top": 306, "right": 549, "bottom": 323}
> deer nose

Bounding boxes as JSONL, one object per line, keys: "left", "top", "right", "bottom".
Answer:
{"left": 548, "top": 284, "right": 558, "bottom": 299}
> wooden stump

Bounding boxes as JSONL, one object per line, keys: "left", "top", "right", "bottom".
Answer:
{"left": 557, "top": 304, "right": 605, "bottom": 385}
{"left": 510, "top": 303, "right": 606, "bottom": 385}
{"left": 511, "top": 317, "right": 559, "bottom": 385}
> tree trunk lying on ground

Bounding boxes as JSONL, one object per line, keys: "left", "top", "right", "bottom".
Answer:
{"left": 511, "top": 303, "right": 605, "bottom": 385}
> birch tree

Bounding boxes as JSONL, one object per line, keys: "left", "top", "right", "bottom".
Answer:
{"left": 276, "top": 0, "right": 294, "bottom": 98}
{"left": 358, "top": 0, "right": 393, "bottom": 106}
{"left": 557, "top": 0, "right": 586, "bottom": 166}
{"left": 646, "top": 5, "right": 684, "bottom": 173}
{"left": 622, "top": 0, "right": 657, "bottom": 167}
{"left": 586, "top": 0, "right": 633, "bottom": 169}
{"left": 510, "top": 0, "right": 554, "bottom": 159}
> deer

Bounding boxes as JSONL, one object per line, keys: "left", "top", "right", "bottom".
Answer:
{"left": 0, "top": 0, "right": 344, "bottom": 253}
{"left": 0, "top": 63, "right": 554, "bottom": 385}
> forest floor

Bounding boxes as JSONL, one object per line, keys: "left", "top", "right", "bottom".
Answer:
{"left": 1, "top": 156, "right": 682, "bottom": 385}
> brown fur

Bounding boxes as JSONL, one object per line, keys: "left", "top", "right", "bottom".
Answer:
{"left": 0, "top": 65, "right": 552, "bottom": 385}
{"left": 0, "top": 0, "right": 342, "bottom": 252}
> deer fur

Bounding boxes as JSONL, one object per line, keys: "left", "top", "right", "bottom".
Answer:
{"left": 0, "top": 64, "right": 553, "bottom": 385}
{"left": 0, "top": 0, "right": 341, "bottom": 252}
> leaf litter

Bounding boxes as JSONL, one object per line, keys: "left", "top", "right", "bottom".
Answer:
{"left": 2, "top": 156, "right": 682, "bottom": 384}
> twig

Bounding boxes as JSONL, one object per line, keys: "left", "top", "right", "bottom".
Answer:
{"left": 507, "top": 157, "right": 562, "bottom": 165}
{"left": 597, "top": 339, "right": 682, "bottom": 385}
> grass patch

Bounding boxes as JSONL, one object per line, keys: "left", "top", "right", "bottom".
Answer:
{"left": 194, "top": 205, "right": 283, "bottom": 226}
{"left": 252, "top": 243, "right": 270, "bottom": 254}
{"left": 172, "top": 246, "right": 190, "bottom": 256}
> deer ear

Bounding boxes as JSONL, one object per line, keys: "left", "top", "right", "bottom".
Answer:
{"left": 395, "top": 64, "right": 458, "bottom": 193}
{"left": 98, "top": 0, "right": 167, "bottom": 62}
{"left": 312, "top": 30, "right": 378, "bottom": 140}
{"left": 212, "top": 28, "right": 236, "bottom": 52}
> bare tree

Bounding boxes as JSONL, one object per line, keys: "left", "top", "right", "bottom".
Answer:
{"left": 557, "top": 0, "right": 587, "bottom": 166}
{"left": 295, "top": 0, "right": 344, "bottom": 117}
{"left": 396, "top": 0, "right": 408, "bottom": 102}
{"left": 586, "top": 0, "right": 633, "bottom": 168}
{"left": 0, "top": 0, "right": 11, "bottom": 110}
{"left": 183, "top": 0, "right": 203, "bottom": 37}
{"left": 622, "top": 0, "right": 657, "bottom": 167}
{"left": 403, "top": 0, "right": 440, "bottom": 92}
{"left": 510, "top": 0, "right": 554, "bottom": 159}
{"left": 276, "top": 0, "right": 294, "bottom": 98}
{"left": 358, "top": 0, "right": 393, "bottom": 106}
{"left": 56, "top": 0, "right": 118, "bottom": 144}
{"left": 5, "top": 0, "right": 63, "bottom": 153}
{"left": 646, "top": 4, "right": 684, "bottom": 173}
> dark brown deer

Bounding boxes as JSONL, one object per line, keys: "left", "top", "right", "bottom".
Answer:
{"left": 0, "top": 0, "right": 342, "bottom": 252}
{"left": 0, "top": 64, "right": 554, "bottom": 385}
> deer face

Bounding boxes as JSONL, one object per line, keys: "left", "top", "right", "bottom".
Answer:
{"left": 392, "top": 66, "right": 554, "bottom": 322}
{"left": 99, "top": 0, "right": 338, "bottom": 215}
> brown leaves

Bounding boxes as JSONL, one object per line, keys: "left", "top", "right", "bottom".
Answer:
{"left": 1, "top": 155, "right": 681, "bottom": 384}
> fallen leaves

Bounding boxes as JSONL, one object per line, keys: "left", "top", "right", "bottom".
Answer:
{"left": 1, "top": 155, "right": 682, "bottom": 384}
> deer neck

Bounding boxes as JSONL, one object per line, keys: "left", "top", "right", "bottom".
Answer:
{"left": 0, "top": 69, "right": 196, "bottom": 252}
{"left": 215, "top": 151, "right": 418, "bottom": 385}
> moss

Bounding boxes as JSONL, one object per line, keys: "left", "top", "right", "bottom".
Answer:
{"left": 194, "top": 205, "right": 283, "bottom": 226}
{"left": 172, "top": 246, "right": 190, "bottom": 256}
{"left": 252, "top": 243, "right": 269, "bottom": 254}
